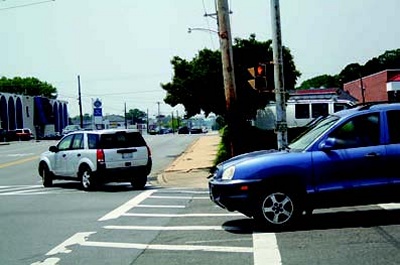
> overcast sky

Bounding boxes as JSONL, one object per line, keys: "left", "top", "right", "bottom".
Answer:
{"left": 1, "top": 0, "right": 399, "bottom": 117}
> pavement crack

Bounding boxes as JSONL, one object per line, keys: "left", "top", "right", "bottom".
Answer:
{"left": 374, "top": 226, "right": 400, "bottom": 250}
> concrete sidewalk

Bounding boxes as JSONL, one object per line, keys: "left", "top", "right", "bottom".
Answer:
{"left": 156, "top": 132, "right": 221, "bottom": 189}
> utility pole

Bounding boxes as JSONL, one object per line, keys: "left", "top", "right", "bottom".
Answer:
{"left": 171, "top": 111, "right": 174, "bottom": 133}
{"left": 77, "top": 75, "right": 83, "bottom": 128}
{"left": 146, "top": 109, "right": 149, "bottom": 134}
{"left": 124, "top": 102, "right": 127, "bottom": 129}
{"left": 359, "top": 74, "right": 365, "bottom": 104}
{"left": 271, "top": 0, "right": 288, "bottom": 149}
{"left": 176, "top": 110, "right": 180, "bottom": 130}
{"left": 217, "top": 0, "right": 237, "bottom": 156}
{"left": 157, "top": 101, "right": 161, "bottom": 133}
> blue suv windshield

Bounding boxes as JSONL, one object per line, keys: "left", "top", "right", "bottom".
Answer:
{"left": 289, "top": 115, "right": 340, "bottom": 151}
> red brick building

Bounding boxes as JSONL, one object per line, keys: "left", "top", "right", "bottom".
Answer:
{"left": 343, "top": 69, "right": 400, "bottom": 103}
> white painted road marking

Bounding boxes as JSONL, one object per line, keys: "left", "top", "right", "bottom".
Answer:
{"left": 98, "top": 189, "right": 156, "bottom": 221}
{"left": 253, "top": 233, "right": 281, "bottom": 265}
{"left": 0, "top": 185, "right": 60, "bottom": 196}
{"left": 123, "top": 212, "right": 243, "bottom": 217}
{"left": 34, "top": 189, "right": 279, "bottom": 264}
{"left": 136, "top": 204, "right": 185, "bottom": 208}
{"left": 46, "top": 232, "right": 96, "bottom": 256}
{"left": 104, "top": 225, "right": 242, "bottom": 231}
{"left": 149, "top": 195, "right": 209, "bottom": 199}
{"left": 378, "top": 203, "right": 400, "bottom": 210}
{"left": 81, "top": 240, "right": 253, "bottom": 253}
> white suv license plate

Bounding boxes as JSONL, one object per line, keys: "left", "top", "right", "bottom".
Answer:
{"left": 122, "top": 153, "right": 133, "bottom": 159}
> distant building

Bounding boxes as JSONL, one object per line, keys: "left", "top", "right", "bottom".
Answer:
{"left": 343, "top": 69, "right": 400, "bottom": 103}
{"left": 0, "top": 92, "right": 68, "bottom": 138}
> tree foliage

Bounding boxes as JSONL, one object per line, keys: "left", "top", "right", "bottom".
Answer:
{"left": 162, "top": 34, "right": 301, "bottom": 119}
{"left": 297, "top": 74, "right": 340, "bottom": 89}
{"left": 0, "top": 76, "right": 57, "bottom": 98}
{"left": 126, "top": 108, "right": 147, "bottom": 124}
{"left": 299, "top": 48, "right": 400, "bottom": 89}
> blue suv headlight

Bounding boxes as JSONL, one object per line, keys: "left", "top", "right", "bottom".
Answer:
{"left": 222, "top": 166, "right": 235, "bottom": 180}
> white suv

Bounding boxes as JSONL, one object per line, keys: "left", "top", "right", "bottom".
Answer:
{"left": 38, "top": 129, "right": 152, "bottom": 191}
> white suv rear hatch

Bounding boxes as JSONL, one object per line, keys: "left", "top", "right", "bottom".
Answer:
{"left": 98, "top": 131, "right": 149, "bottom": 169}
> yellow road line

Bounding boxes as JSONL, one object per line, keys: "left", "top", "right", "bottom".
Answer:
{"left": 0, "top": 156, "right": 39, "bottom": 169}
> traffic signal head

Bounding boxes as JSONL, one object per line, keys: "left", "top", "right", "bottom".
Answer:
{"left": 256, "top": 64, "right": 266, "bottom": 77}
{"left": 247, "top": 63, "right": 271, "bottom": 92}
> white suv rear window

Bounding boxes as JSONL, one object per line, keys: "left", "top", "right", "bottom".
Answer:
{"left": 88, "top": 132, "right": 146, "bottom": 149}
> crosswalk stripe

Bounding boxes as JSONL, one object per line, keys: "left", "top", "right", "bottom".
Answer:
{"left": 0, "top": 185, "right": 76, "bottom": 196}
{"left": 104, "top": 225, "right": 242, "bottom": 231}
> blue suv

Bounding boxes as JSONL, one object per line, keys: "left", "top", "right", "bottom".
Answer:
{"left": 209, "top": 102, "right": 400, "bottom": 229}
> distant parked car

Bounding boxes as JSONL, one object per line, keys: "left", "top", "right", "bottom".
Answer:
{"left": 209, "top": 102, "right": 400, "bottom": 230}
{"left": 178, "top": 126, "right": 189, "bottom": 134}
{"left": 61, "top": 125, "right": 81, "bottom": 136}
{"left": 0, "top": 128, "right": 7, "bottom": 142}
{"left": 11, "top": 128, "right": 34, "bottom": 141}
{"left": 39, "top": 132, "right": 62, "bottom": 140}
{"left": 190, "top": 127, "right": 204, "bottom": 134}
{"left": 38, "top": 129, "right": 152, "bottom": 191}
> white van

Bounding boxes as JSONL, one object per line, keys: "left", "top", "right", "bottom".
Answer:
{"left": 254, "top": 99, "right": 356, "bottom": 130}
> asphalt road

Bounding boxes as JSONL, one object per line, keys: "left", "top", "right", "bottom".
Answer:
{"left": 1, "top": 136, "right": 400, "bottom": 265}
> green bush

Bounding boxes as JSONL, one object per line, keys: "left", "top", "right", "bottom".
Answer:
{"left": 214, "top": 124, "right": 306, "bottom": 166}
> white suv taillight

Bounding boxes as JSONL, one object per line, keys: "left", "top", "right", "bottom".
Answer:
{"left": 96, "top": 149, "right": 105, "bottom": 162}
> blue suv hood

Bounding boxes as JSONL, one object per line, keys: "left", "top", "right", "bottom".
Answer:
{"left": 220, "top": 149, "right": 283, "bottom": 168}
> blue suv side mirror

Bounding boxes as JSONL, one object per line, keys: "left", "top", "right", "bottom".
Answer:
{"left": 319, "top": 137, "right": 337, "bottom": 151}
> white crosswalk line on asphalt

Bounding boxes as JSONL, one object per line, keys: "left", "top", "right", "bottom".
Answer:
{"left": 378, "top": 203, "right": 400, "bottom": 210}
{"left": 0, "top": 185, "right": 74, "bottom": 196}
{"left": 103, "top": 225, "right": 242, "bottom": 231}
{"left": 149, "top": 195, "right": 209, "bottom": 199}
{"left": 122, "top": 212, "right": 243, "bottom": 217}
{"left": 0, "top": 185, "right": 42, "bottom": 192}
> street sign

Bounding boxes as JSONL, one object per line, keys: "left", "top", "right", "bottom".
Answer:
{"left": 93, "top": 108, "right": 102, "bottom": 117}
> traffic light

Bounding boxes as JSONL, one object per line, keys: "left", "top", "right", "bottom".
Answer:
{"left": 247, "top": 63, "right": 267, "bottom": 92}
{"left": 256, "top": 63, "right": 266, "bottom": 78}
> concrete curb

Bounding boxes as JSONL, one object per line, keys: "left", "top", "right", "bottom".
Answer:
{"left": 155, "top": 133, "right": 220, "bottom": 189}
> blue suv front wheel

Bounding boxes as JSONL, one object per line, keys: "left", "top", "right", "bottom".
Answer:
{"left": 254, "top": 188, "right": 303, "bottom": 229}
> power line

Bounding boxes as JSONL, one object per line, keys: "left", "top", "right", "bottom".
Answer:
{"left": 0, "top": 0, "right": 55, "bottom": 11}
{"left": 84, "top": 89, "right": 161, "bottom": 97}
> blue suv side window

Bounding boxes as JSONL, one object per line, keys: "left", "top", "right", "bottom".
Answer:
{"left": 387, "top": 110, "right": 400, "bottom": 144}
{"left": 329, "top": 113, "right": 380, "bottom": 148}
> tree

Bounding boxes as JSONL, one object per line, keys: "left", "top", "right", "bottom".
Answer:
{"left": 163, "top": 49, "right": 225, "bottom": 118}
{"left": 0, "top": 76, "right": 57, "bottom": 98}
{"left": 298, "top": 48, "right": 400, "bottom": 91}
{"left": 339, "top": 49, "right": 400, "bottom": 84}
{"left": 161, "top": 34, "right": 301, "bottom": 120}
{"left": 297, "top": 74, "right": 340, "bottom": 89}
{"left": 126, "top": 108, "right": 147, "bottom": 124}
{"left": 338, "top": 63, "right": 363, "bottom": 85}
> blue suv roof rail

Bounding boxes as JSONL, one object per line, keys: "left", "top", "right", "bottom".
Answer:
{"left": 353, "top": 101, "right": 396, "bottom": 111}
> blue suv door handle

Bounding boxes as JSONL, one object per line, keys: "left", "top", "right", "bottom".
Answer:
{"left": 365, "top": 152, "right": 380, "bottom": 158}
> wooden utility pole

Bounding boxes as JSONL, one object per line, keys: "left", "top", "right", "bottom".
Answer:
{"left": 217, "top": 0, "right": 237, "bottom": 156}
{"left": 217, "top": 0, "right": 236, "bottom": 111}
{"left": 124, "top": 102, "right": 127, "bottom": 129}
{"left": 271, "top": 0, "right": 288, "bottom": 149}
{"left": 77, "top": 75, "right": 83, "bottom": 128}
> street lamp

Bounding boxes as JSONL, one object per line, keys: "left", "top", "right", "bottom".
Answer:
{"left": 187, "top": 27, "right": 219, "bottom": 35}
